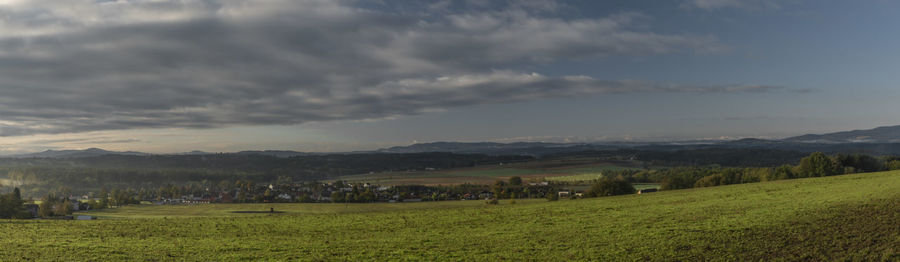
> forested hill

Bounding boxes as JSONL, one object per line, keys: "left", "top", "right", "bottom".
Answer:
{"left": 0, "top": 152, "right": 532, "bottom": 176}
{"left": 783, "top": 125, "right": 900, "bottom": 143}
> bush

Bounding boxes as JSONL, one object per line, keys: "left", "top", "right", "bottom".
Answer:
{"left": 694, "top": 174, "right": 724, "bottom": 188}
{"left": 886, "top": 160, "right": 900, "bottom": 171}
{"left": 547, "top": 193, "right": 559, "bottom": 201}
{"left": 586, "top": 178, "right": 636, "bottom": 197}
{"left": 485, "top": 199, "right": 499, "bottom": 205}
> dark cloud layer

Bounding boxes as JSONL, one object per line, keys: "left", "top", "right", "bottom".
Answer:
{"left": 0, "top": 0, "right": 774, "bottom": 136}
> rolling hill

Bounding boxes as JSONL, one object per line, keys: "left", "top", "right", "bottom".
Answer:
{"left": 10, "top": 148, "right": 149, "bottom": 158}
{"left": 2, "top": 170, "right": 895, "bottom": 260}
{"left": 785, "top": 125, "right": 900, "bottom": 143}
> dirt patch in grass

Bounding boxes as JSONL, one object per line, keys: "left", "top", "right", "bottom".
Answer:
{"left": 718, "top": 197, "right": 900, "bottom": 261}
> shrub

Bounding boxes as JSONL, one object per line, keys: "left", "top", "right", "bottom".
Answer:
{"left": 886, "top": 160, "right": 900, "bottom": 171}
{"left": 586, "top": 178, "right": 636, "bottom": 197}
{"left": 547, "top": 193, "right": 559, "bottom": 201}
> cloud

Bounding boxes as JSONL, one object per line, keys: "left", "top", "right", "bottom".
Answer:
{"left": 682, "top": 0, "right": 781, "bottom": 10}
{"left": 0, "top": 0, "right": 754, "bottom": 136}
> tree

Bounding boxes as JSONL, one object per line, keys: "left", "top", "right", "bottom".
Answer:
{"left": 660, "top": 171, "right": 699, "bottom": 190}
{"left": 98, "top": 186, "right": 110, "bottom": 209}
{"left": 263, "top": 189, "right": 273, "bottom": 202}
{"left": 546, "top": 192, "right": 559, "bottom": 201}
{"left": 508, "top": 176, "right": 523, "bottom": 186}
{"left": 694, "top": 174, "right": 724, "bottom": 188}
{"left": 794, "top": 152, "right": 842, "bottom": 178}
{"left": 772, "top": 165, "right": 794, "bottom": 180}
{"left": 55, "top": 199, "right": 74, "bottom": 216}
{"left": 111, "top": 189, "right": 122, "bottom": 207}
{"left": 86, "top": 199, "right": 99, "bottom": 210}
{"left": 330, "top": 191, "right": 343, "bottom": 203}
{"left": 491, "top": 180, "right": 507, "bottom": 199}
{"left": 836, "top": 154, "right": 883, "bottom": 173}
{"left": 586, "top": 178, "right": 636, "bottom": 197}
{"left": 0, "top": 189, "right": 25, "bottom": 218}
{"left": 38, "top": 197, "right": 54, "bottom": 217}
{"left": 0, "top": 188, "right": 24, "bottom": 218}
{"left": 236, "top": 190, "right": 247, "bottom": 203}
{"left": 886, "top": 160, "right": 900, "bottom": 171}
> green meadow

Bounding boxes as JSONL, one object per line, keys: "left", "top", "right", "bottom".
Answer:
{"left": 1, "top": 171, "right": 897, "bottom": 261}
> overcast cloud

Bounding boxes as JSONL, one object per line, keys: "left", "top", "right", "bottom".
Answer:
{"left": 0, "top": 0, "right": 784, "bottom": 136}
{"left": 682, "top": 0, "right": 782, "bottom": 10}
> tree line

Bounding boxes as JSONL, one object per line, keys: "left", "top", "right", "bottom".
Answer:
{"left": 0, "top": 153, "right": 533, "bottom": 197}
{"left": 594, "top": 152, "right": 900, "bottom": 190}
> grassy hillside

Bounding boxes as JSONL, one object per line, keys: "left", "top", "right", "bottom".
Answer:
{"left": 1, "top": 171, "right": 898, "bottom": 261}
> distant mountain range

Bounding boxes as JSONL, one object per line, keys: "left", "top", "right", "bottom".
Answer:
{"left": 11, "top": 148, "right": 150, "bottom": 158}
{"left": 9, "top": 149, "right": 318, "bottom": 159}
{"left": 375, "top": 141, "right": 612, "bottom": 156}
{"left": 6, "top": 125, "right": 900, "bottom": 158}
{"left": 784, "top": 125, "right": 900, "bottom": 143}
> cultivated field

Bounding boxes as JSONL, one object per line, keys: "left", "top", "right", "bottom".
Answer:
{"left": 1, "top": 171, "right": 897, "bottom": 261}
{"left": 331, "top": 159, "right": 645, "bottom": 185}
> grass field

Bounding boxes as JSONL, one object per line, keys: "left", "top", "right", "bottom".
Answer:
{"left": 1, "top": 171, "right": 898, "bottom": 260}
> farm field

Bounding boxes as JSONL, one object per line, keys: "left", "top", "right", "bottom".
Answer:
{"left": 332, "top": 167, "right": 553, "bottom": 185}
{"left": 1, "top": 171, "right": 898, "bottom": 261}
{"left": 331, "top": 158, "right": 645, "bottom": 185}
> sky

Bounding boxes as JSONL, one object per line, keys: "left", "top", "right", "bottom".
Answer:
{"left": 1, "top": 0, "right": 899, "bottom": 154}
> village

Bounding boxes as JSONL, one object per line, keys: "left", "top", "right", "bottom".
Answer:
{"left": 14, "top": 178, "right": 565, "bottom": 217}
{"left": 3, "top": 173, "right": 664, "bottom": 220}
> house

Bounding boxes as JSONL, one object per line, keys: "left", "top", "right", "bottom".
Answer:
{"left": 477, "top": 191, "right": 493, "bottom": 200}
{"left": 219, "top": 192, "right": 233, "bottom": 203}
{"left": 462, "top": 193, "right": 478, "bottom": 200}
{"left": 558, "top": 191, "right": 571, "bottom": 198}
{"left": 76, "top": 215, "right": 95, "bottom": 220}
